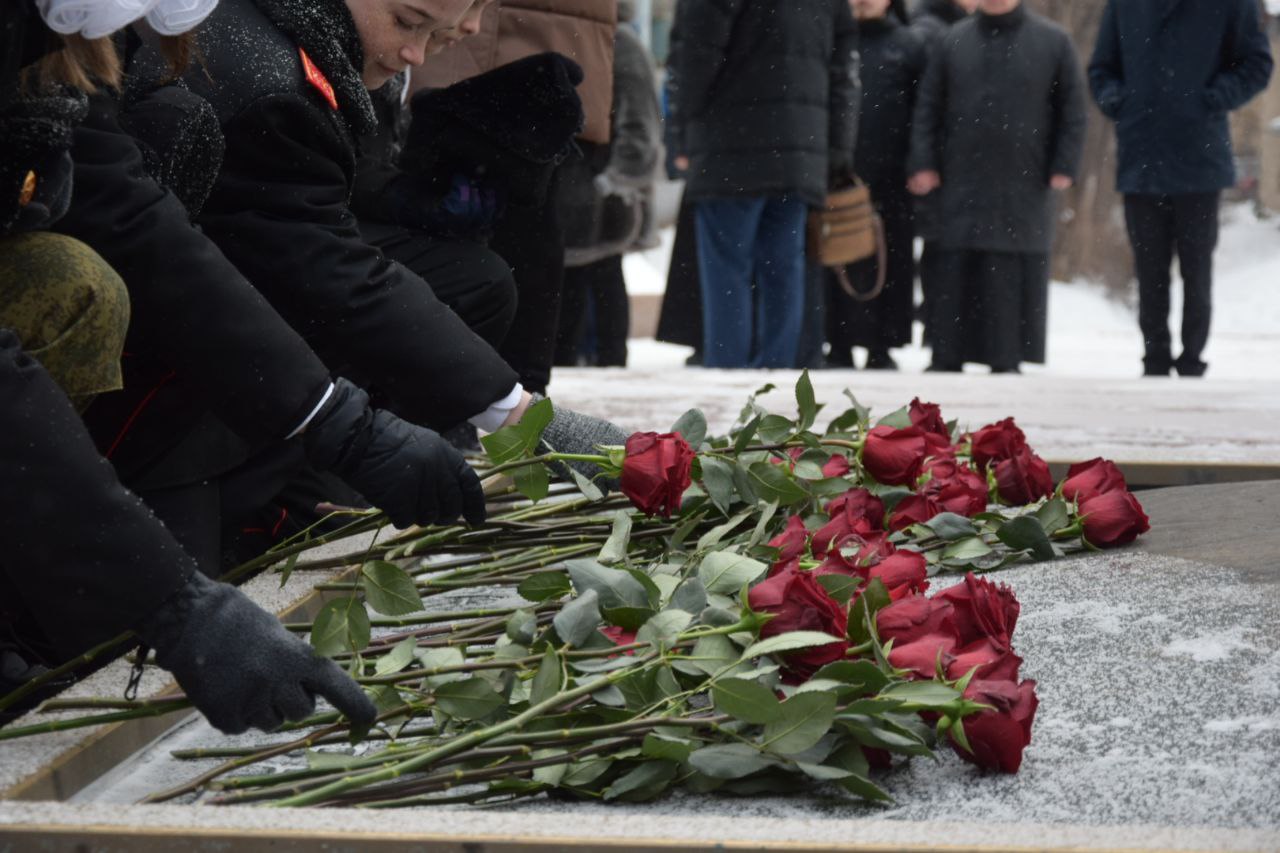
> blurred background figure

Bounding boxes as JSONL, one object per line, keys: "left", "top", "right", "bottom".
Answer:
{"left": 668, "top": 0, "right": 859, "bottom": 369}
{"left": 1089, "top": 0, "right": 1273, "bottom": 378}
{"left": 908, "top": 0, "right": 1086, "bottom": 374}
{"left": 555, "top": 0, "right": 665, "bottom": 369}
{"left": 825, "top": 0, "right": 924, "bottom": 372}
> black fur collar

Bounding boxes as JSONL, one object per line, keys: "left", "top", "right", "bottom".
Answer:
{"left": 251, "top": 0, "right": 377, "bottom": 136}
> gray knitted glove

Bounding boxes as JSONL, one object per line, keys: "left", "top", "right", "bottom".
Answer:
{"left": 533, "top": 393, "right": 628, "bottom": 489}
{"left": 136, "top": 573, "right": 377, "bottom": 734}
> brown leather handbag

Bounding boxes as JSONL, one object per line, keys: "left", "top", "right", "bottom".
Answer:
{"left": 807, "top": 176, "right": 887, "bottom": 302}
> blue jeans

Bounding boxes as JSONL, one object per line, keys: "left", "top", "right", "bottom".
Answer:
{"left": 694, "top": 196, "right": 807, "bottom": 368}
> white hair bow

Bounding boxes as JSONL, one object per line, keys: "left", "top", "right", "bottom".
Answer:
{"left": 35, "top": 0, "right": 219, "bottom": 38}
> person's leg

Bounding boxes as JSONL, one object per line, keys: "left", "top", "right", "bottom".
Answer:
{"left": 794, "top": 259, "right": 828, "bottom": 369}
{"left": 926, "top": 249, "right": 968, "bottom": 371}
{"left": 1018, "top": 252, "right": 1050, "bottom": 366}
{"left": 1123, "top": 194, "right": 1176, "bottom": 375}
{"left": 695, "top": 197, "right": 766, "bottom": 368}
{"left": 0, "top": 232, "right": 130, "bottom": 408}
{"left": 590, "top": 255, "right": 630, "bottom": 367}
{"left": 824, "top": 265, "right": 857, "bottom": 368}
{"left": 751, "top": 195, "right": 808, "bottom": 369}
{"left": 361, "top": 224, "right": 518, "bottom": 351}
{"left": 977, "top": 252, "right": 1024, "bottom": 373}
{"left": 867, "top": 190, "right": 917, "bottom": 369}
{"left": 554, "top": 264, "right": 589, "bottom": 366}
{"left": 488, "top": 168, "right": 567, "bottom": 395}
{"left": 1171, "top": 192, "right": 1220, "bottom": 377}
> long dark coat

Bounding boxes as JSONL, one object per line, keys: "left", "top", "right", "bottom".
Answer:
{"left": 829, "top": 16, "right": 927, "bottom": 351}
{"left": 907, "top": 5, "right": 1087, "bottom": 254}
{"left": 1088, "top": 0, "right": 1273, "bottom": 196}
{"left": 165, "top": 0, "right": 519, "bottom": 431}
{"left": 668, "top": 0, "right": 860, "bottom": 206}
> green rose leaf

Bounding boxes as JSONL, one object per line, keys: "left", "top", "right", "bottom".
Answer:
{"left": 817, "top": 573, "right": 861, "bottom": 605}
{"left": 712, "top": 677, "right": 783, "bottom": 724}
{"left": 513, "top": 459, "right": 550, "bottom": 503}
{"left": 880, "top": 680, "right": 962, "bottom": 709}
{"left": 926, "top": 512, "right": 980, "bottom": 541}
{"left": 795, "top": 370, "right": 819, "bottom": 432}
{"left": 699, "top": 457, "right": 737, "bottom": 515}
{"left": 311, "top": 597, "right": 371, "bottom": 657}
{"left": 597, "top": 511, "right": 633, "bottom": 565}
{"left": 996, "top": 515, "right": 1055, "bottom": 560}
{"left": 746, "top": 461, "right": 810, "bottom": 507}
{"left": 758, "top": 414, "right": 796, "bottom": 445}
{"left": 566, "top": 559, "right": 651, "bottom": 610}
{"left": 433, "top": 677, "right": 504, "bottom": 720}
{"left": 636, "top": 609, "right": 693, "bottom": 652}
{"left": 372, "top": 637, "right": 418, "bottom": 677}
{"left": 761, "top": 692, "right": 837, "bottom": 755}
{"left": 569, "top": 468, "right": 605, "bottom": 502}
{"left": 698, "top": 551, "right": 768, "bottom": 595}
{"left": 812, "top": 660, "right": 891, "bottom": 697}
{"left": 875, "top": 405, "right": 912, "bottom": 429}
{"left": 529, "top": 647, "right": 563, "bottom": 706}
{"left": 517, "top": 571, "right": 571, "bottom": 603}
{"left": 505, "top": 609, "right": 539, "bottom": 645}
{"left": 942, "top": 536, "right": 995, "bottom": 563}
{"left": 741, "top": 631, "right": 847, "bottom": 661}
{"left": 670, "top": 408, "right": 708, "bottom": 449}
{"left": 671, "top": 577, "right": 708, "bottom": 615}
{"left": 642, "top": 733, "right": 695, "bottom": 763}
{"left": 673, "top": 633, "right": 741, "bottom": 677}
{"left": 553, "top": 589, "right": 602, "bottom": 647}
{"left": 1035, "top": 497, "right": 1071, "bottom": 536}
{"left": 848, "top": 578, "right": 892, "bottom": 646}
{"left": 687, "top": 743, "right": 776, "bottom": 779}
{"left": 603, "top": 760, "right": 679, "bottom": 802}
{"left": 360, "top": 560, "right": 423, "bottom": 617}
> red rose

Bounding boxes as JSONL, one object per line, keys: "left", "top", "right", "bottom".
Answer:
{"left": 812, "top": 515, "right": 868, "bottom": 559}
{"left": 747, "top": 567, "right": 849, "bottom": 679}
{"left": 1062, "top": 457, "right": 1128, "bottom": 504}
{"left": 862, "top": 426, "right": 930, "bottom": 487}
{"left": 1080, "top": 490, "right": 1150, "bottom": 548}
{"left": 993, "top": 447, "right": 1054, "bottom": 505}
{"left": 888, "top": 494, "right": 943, "bottom": 532}
{"left": 951, "top": 679, "right": 1038, "bottom": 773}
{"left": 867, "top": 551, "right": 929, "bottom": 601}
{"left": 969, "top": 418, "right": 1027, "bottom": 472}
{"left": 821, "top": 454, "right": 851, "bottom": 478}
{"left": 600, "top": 625, "right": 639, "bottom": 655}
{"left": 877, "top": 594, "right": 955, "bottom": 645}
{"left": 933, "top": 573, "right": 1020, "bottom": 648}
{"left": 924, "top": 462, "right": 989, "bottom": 517}
{"left": 767, "top": 515, "right": 810, "bottom": 564}
{"left": 909, "top": 398, "right": 951, "bottom": 443}
{"left": 621, "top": 431, "right": 694, "bottom": 517}
{"left": 812, "top": 489, "right": 886, "bottom": 557}
{"left": 814, "top": 531, "right": 895, "bottom": 577}
{"left": 887, "top": 632, "right": 957, "bottom": 680}
{"left": 946, "top": 639, "right": 1022, "bottom": 682}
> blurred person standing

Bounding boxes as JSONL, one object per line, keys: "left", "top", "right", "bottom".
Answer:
{"left": 826, "top": 0, "right": 925, "bottom": 371}
{"left": 1089, "top": 0, "right": 1273, "bottom": 378}
{"left": 668, "top": 0, "right": 859, "bottom": 369}
{"left": 907, "top": 0, "right": 1086, "bottom": 374}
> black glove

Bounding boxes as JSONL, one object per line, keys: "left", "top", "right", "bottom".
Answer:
{"left": 303, "top": 379, "right": 486, "bottom": 528}
{"left": 135, "top": 572, "right": 377, "bottom": 734}
{"left": 534, "top": 393, "right": 629, "bottom": 488}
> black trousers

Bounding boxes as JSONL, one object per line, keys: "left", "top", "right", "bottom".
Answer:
{"left": 930, "top": 249, "right": 1048, "bottom": 371}
{"left": 556, "top": 254, "right": 630, "bottom": 367}
{"left": 828, "top": 184, "right": 916, "bottom": 355}
{"left": 1123, "top": 192, "right": 1219, "bottom": 374}
{"left": 360, "top": 224, "right": 518, "bottom": 352}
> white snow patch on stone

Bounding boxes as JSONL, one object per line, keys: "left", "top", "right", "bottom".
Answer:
{"left": 1203, "top": 716, "right": 1280, "bottom": 734}
{"left": 1161, "top": 629, "right": 1257, "bottom": 662}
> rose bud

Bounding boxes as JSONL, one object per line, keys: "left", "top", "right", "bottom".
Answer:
{"left": 767, "top": 515, "right": 810, "bottom": 564}
{"left": 993, "top": 447, "right": 1054, "bottom": 505}
{"left": 621, "top": 431, "right": 695, "bottom": 517}
{"left": 946, "top": 639, "right": 1022, "bottom": 682}
{"left": 1080, "top": 490, "right": 1150, "bottom": 548}
{"left": 969, "top": 417, "right": 1028, "bottom": 472}
{"left": 909, "top": 397, "right": 950, "bottom": 443}
{"left": 825, "top": 487, "right": 886, "bottom": 526}
{"left": 951, "top": 678, "right": 1038, "bottom": 773}
{"left": 867, "top": 551, "right": 929, "bottom": 601}
{"left": 887, "top": 632, "right": 957, "bottom": 680}
{"left": 1062, "top": 457, "right": 1128, "bottom": 504}
{"left": 925, "top": 463, "right": 989, "bottom": 517}
{"left": 861, "top": 425, "right": 930, "bottom": 487}
{"left": 747, "top": 566, "right": 849, "bottom": 680}
{"left": 933, "top": 572, "right": 1020, "bottom": 648}
{"left": 888, "top": 493, "right": 943, "bottom": 532}
{"left": 877, "top": 594, "right": 955, "bottom": 646}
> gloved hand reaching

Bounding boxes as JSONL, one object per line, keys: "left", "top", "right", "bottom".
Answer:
{"left": 398, "top": 173, "right": 503, "bottom": 237}
{"left": 304, "top": 379, "right": 486, "bottom": 528}
{"left": 532, "top": 392, "right": 629, "bottom": 488}
{"left": 135, "top": 572, "right": 377, "bottom": 734}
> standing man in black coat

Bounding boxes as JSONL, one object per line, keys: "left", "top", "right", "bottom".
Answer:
{"left": 827, "top": 0, "right": 926, "bottom": 371}
{"left": 1089, "top": 0, "right": 1273, "bottom": 378}
{"left": 907, "top": 0, "right": 1086, "bottom": 373}
{"left": 668, "top": 0, "right": 859, "bottom": 369}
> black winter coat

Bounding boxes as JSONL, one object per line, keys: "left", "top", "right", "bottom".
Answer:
{"left": 1088, "top": 0, "right": 1273, "bottom": 196}
{"left": 52, "top": 94, "right": 332, "bottom": 486}
{"left": 668, "top": 0, "right": 860, "bottom": 206}
{"left": 170, "top": 0, "right": 519, "bottom": 431}
{"left": 855, "top": 17, "right": 926, "bottom": 190}
{"left": 907, "top": 6, "right": 1087, "bottom": 254}
{"left": 0, "top": 330, "right": 194, "bottom": 660}
{"left": 909, "top": 0, "right": 968, "bottom": 48}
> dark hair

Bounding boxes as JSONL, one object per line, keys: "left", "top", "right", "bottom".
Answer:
{"left": 26, "top": 35, "right": 122, "bottom": 93}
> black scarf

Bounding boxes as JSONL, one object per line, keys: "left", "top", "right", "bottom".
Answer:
{"left": 251, "top": 0, "right": 377, "bottom": 136}
{"left": 977, "top": 3, "right": 1027, "bottom": 34}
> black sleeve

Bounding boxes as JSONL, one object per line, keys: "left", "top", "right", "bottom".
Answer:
{"left": 1049, "top": 32, "right": 1088, "bottom": 181}
{"left": 1086, "top": 0, "right": 1125, "bottom": 120}
{"left": 1205, "top": 0, "right": 1274, "bottom": 113}
{"left": 52, "top": 94, "right": 332, "bottom": 444}
{"left": 668, "top": 0, "right": 744, "bottom": 124}
{"left": 907, "top": 35, "right": 948, "bottom": 175}
{"left": 200, "top": 94, "right": 518, "bottom": 430}
{"left": 0, "top": 330, "right": 194, "bottom": 659}
{"left": 828, "top": 0, "right": 861, "bottom": 164}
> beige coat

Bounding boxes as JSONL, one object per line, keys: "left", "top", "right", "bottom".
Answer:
{"left": 414, "top": 0, "right": 618, "bottom": 144}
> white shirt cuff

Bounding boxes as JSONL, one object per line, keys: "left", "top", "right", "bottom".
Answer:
{"left": 469, "top": 383, "right": 525, "bottom": 433}
{"left": 286, "top": 382, "right": 335, "bottom": 439}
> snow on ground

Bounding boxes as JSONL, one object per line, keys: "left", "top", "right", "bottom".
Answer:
{"left": 621, "top": 202, "right": 1280, "bottom": 381}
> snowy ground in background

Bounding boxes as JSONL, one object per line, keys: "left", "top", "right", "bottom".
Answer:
{"left": 621, "top": 202, "right": 1280, "bottom": 380}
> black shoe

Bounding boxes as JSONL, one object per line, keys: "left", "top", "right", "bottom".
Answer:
{"left": 684, "top": 350, "right": 704, "bottom": 367}
{"left": 1174, "top": 357, "right": 1207, "bottom": 378}
{"left": 1142, "top": 366, "right": 1172, "bottom": 377}
{"left": 864, "top": 350, "right": 899, "bottom": 371}
{"left": 990, "top": 365, "right": 1021, "bottom": 375}
{"left": 825, "top": 347, "right": 855, "bottom": 369}
{"left": 1143, "top": 354, "right": 1173, "bottom": 377}
{"left": 925, "top": 362, "right": 961, "bottom": 373}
